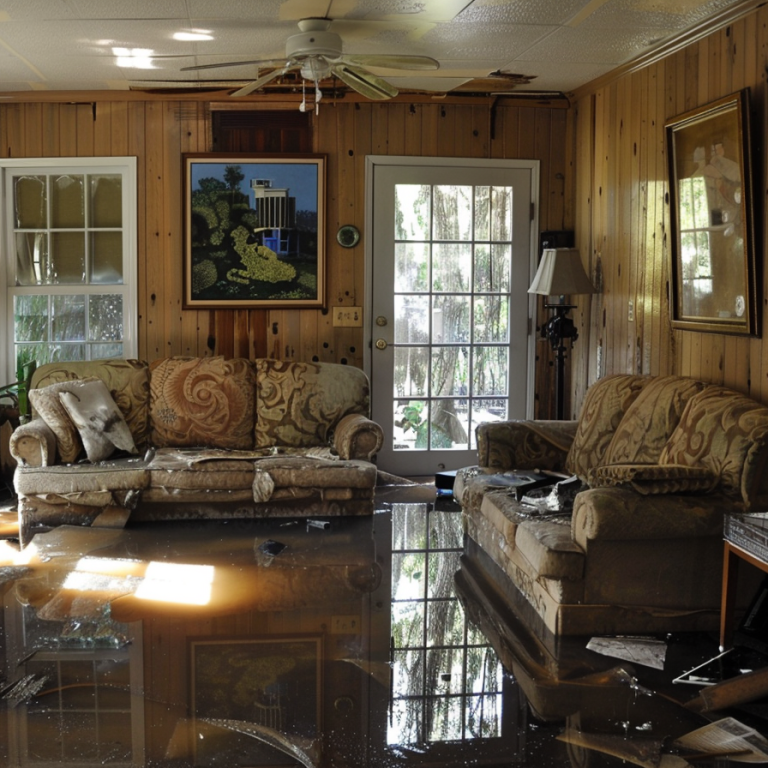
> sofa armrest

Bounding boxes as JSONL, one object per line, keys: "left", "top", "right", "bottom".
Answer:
{"left": 572, "top": 486, "right": 729, "bottom": 548}
{"left": 9, "top": 417, "right": 57, "bottom": 467}
{"left": 477, "top": 419, "right": 577, "bottom": 471}
{"left": 333, "top": 413, "right": 384, "bottom": 461}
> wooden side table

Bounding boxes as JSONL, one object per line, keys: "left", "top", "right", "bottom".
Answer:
{"left": 720, "top": 512, "right": 768, "bottom": 651}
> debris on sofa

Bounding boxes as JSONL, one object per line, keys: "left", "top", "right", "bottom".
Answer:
{"left": 685, "top": 665, "right": 768, "bottom": 713}
{"left": 586, "top": 635, "right": 668, "bottom": 670}
{"left": 520, "top": 474, "right": 588, "bottom": 515}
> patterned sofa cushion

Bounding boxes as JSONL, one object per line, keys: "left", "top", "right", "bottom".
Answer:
{"left": 660, "top": 386, "right": 768, "bottom": 506}
{"left": 150, "top": 356, "right": 256, "bottom": 450}
{"left": 602, "top": 376, "right": 706, "bottom": 466}
{"left": 565, "top": 374, "right": 649, "bottom": 481}
{"left": 255, "top": 359, "right": 370, "bottom": 448}
{"left": 588, "top": 463, "right": 718, "bottom": 495}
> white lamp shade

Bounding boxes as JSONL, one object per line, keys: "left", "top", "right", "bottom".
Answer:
{"left": 528, "top": 248, "right": 596, "bottom": 297}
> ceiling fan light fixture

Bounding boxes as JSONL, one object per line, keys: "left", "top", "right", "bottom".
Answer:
{"left": 300, "top": 56, "right": 331, "bottom": 82}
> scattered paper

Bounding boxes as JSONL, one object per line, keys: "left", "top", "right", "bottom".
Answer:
{"left": 587, "top": 635, "right": 667, "bottom": 670}
{"left": 673, "top": 717, "right": 768, "bottom": 763}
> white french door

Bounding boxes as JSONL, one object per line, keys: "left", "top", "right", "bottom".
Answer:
{"left": 365, "top": 157, "right": 539, "bottom": 478}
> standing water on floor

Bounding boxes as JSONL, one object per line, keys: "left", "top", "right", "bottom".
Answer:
{"left": 0, "top": 488, "right": 765, "bottom": 766}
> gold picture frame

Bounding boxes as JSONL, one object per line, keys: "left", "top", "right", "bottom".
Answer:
{"left": 183, "top": 153, "right": 326, "bottom": 309}
{"left": 665, "top": 89, "right": 758, "bottom": 335}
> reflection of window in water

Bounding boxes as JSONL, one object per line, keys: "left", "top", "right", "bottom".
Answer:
{"left": 389, "top": 503, "right": 505, "bottom": 745}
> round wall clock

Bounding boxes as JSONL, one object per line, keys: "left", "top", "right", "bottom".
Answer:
{"left": 337, "top": 225, "right": 360, "bottom": 248}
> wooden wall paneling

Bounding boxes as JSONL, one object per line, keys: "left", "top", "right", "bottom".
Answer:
{"left": 419, "top": 103, "right": 439, "bottom": 156}
{"left": 4, "top": 105, "right": 24, "bottom": 157}
{"left": 76, "top": 103, "right": 94, "bottom": 156}
{"left": 111, "top": 101, "right": 129, "bottom": 157}
{"left": 127, "top": 102, "right": 148, "bottom": 361}
{"left": 435, "top": 104, "right": 457, "bottom": 156}
{"left": 41, "top": 103, "right": 61, "bottom": 157}
{"left": 93, "top": 102, "right": 112, "bottom": 156}
{"left": 370, "top": 102, "right": 390, "bottom": 155}
{"left": 0, "top": 105, "right": 7, "bottom": 158}
{"left": 58, "top": 104, "right": 78, "bottom": 156}
{"left": 24, "top": 103, "right": 43, "bottom": 157}
{"left": 631, "top": 68, "right": 648, "bottom": 375}
{"left": 144, "top": 101, "right": 165, "bottom": 359}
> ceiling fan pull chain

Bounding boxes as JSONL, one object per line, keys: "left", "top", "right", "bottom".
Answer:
{"left": 299, "top": 80, "right": 307, "bottom": 112}
{"left": 315, "top": 80, "right": 322, "bottom": 114}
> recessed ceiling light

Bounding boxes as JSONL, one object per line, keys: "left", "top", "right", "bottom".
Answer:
{"left": 174, "top": 29, "right": 213, "bottom": 42}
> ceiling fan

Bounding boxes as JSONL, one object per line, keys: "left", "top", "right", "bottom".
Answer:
{"left": 180, "top": 18, "right": 439, "bottom": 108}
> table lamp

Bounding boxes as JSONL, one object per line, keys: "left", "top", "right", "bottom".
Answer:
{"left": 528, "top": 248, "right": 597, "bottom": 419}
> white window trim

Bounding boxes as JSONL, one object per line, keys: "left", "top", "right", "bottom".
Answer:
{"left": 0, "top": 157, "right": 137, "bottom": 383}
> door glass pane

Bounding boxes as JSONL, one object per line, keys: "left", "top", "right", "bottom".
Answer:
{"left": 431, "top": 346, "right": 469, "bottom": 396}
{"left": 395, "top": 184, "right": 430, "bottom": 240}
{"left": 433, "top": 185, "right": 472, "bottom": 241}
{"left": 473, "top": 296, "right": 509, "bottom": 343}
{"left": 473, "top": 347, "right": 508, "bottom": 396}
{"left": 90, "top": 174, "right": 123, "bottom": 227}
{"left": 51, "top": 174, "right": 84, "bottom": 228}
{"left": 52, "top": 294, "right": 85, "bottom": 341}
{"left": 474, "top": 244, "right": 511, "bottom": 293}
{"left": 432, "top": 244, "right": 471, "bottom": 292}
{"left": 394, "top": 295, "right": 429, "bottom": 343}
{"left": 14, "top": 175, "right": 47, "bottom": 228}
{"left": 432, "top": 296, "right": 470, "bottom": 344}
{"left": 15, "top": 232, "right": 49, "bottom": 285}
{"left": 395, "top": 242, "right": 429, "bottom": 293}
{"left": 50, "top": 231, "right": 85, "bottom": 283}
{"left": 429, "top": 398, "right": 469, "bottom": 449}
{"left": 394, "top": 399, "right": 429, "bottom": 450}
{"left": 490, "top": 187, "right": 513, "bottom": 240}
{"left": 90, "top": 231, "right": 124, "bottom": 283}
{"left": 394, "top": 347, "right": 428, "bottom": 397}
{"left": 474, "top": 186, "right": 490, "bottom": 240}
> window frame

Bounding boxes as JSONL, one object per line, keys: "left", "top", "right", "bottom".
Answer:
{"left": 0, "top": 156, "right": 138, "bottom": 383}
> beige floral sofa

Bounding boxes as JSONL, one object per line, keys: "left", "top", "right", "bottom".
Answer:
{"left": 10, "top": 356, "right": 384, "bottom": 545}
{"left": 454, "top": 374, "right": 768, "bottom": 636}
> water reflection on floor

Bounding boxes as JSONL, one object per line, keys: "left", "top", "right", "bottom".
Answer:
{"left": 0, "top": 485, "right": 766, "bottom": 767}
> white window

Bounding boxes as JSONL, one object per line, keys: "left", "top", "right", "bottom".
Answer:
{"left": 1, "top": 157, "right": 137, "bottom": 383}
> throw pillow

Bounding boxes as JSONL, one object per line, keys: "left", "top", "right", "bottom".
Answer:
{"left": 602, "top": 376, "right": 706, "bottom": 466}
{"left": 58, "top": 379, "right": 138, "bottom": 463}
{"left": 29, "top": 377, "right": 103, "bottom": 463}
{"left": 149, "top": 356, "right": 256, "bottom": 450}
{"left": 565, "top": 374, "right": 650, "bottom": 481}
{"left": 588, "top": 463, "right": 718, "bottom": 495}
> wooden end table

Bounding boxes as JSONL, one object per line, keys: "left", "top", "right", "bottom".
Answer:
{"left": 720, "top": 511, "right": 768, "bottom": 650}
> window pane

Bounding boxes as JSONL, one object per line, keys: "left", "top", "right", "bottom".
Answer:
{"left": 52, "top": 295, "right": 85, "bottom": 341}
{"left": 394, "top": 346, "right": 429, "bottom": 398}
{"left": 392, "top": 504, "right": 428, "bottom": 550}
{"left": 90, "top": 231, "right": 124, "bottom": 283}
{"left": 427, "top": 695, "right": 463, "bottom": 741}
{"left": 91, "top": 343, "right": 123, "bottom": 359}
{"left": 433, "top": 185, "right": 472, "bottom": 241}
{"left": 427, "top": 551, "right": 462, "bottom": 598}
{"left": 432, "top": 295, "right": 470, "bottom": 343}
{"left": 473, "top": 296, "right": 509, "bottom": 343}
{"left": 14, "top": 175, "right": 47, "bottom": 228}
{"left": 51, "top": 174, "right": 84, "bottom": 228}
{"left": 471, "top": 399, "right": 507, "bottom": 448}
{"left": 89, "top": 295, "right": 124, "bottom": 342}
{"left": 15, "top": 232, "right": 49, "bottom": 285}
{"left": 50, "top": 231, "right": 85, "bottom": 283}
{"left": 14, "top": 295, "right": 48, "bottom": 342}
{"left": 90, "top": 174, "right": 123, "bottom": 228}
{"left": 474, "top": 186, "right": 490, "bottom": 241}
{"left": 466, "top": 694, "right": 502, "bottom": 738}
{"left": 431, "top": 347, "right": 469, "bottom": 396}
{"left": 392, "top": 602, "right": 425, "bottom": 648}
{"left": 393, "top": 552, "right": 426, "bottom": 600}
{"left": 426, "top": 600, "right": 464, "bottom": 647}
{"left": 395, "top": 242, "right": 429, "bottom": 293}
{"left": 430, "top": 399, "right": 468, "bottom": 449}
{"left": 50, "top": 343, "right": 86, "bottom": 362}
{"left": 432, "top": 244, "right": 471, "bottom": 292}
{"left": 395, "top": 184, "right": 430, "bottom": 241}
{"left": 394, "top": 399, "right": 429, "bottom": 451}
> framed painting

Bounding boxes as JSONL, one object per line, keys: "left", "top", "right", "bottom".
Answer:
{"left": 183, "top": 153, "right": 326, "bottom": 309}
{"left": 189, "top": 634, "right": 323, "bottom": 766}
{"left": 665, "top": 89, "right": 758, "bottom": 335}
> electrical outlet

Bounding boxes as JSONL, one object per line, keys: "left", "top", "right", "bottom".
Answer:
{"left": 628, "top": 300, "right": 634, "bottom": 322}
{"left": 331, "top": 615, "right": 361, "bottom": 634}
{"left": 332, "top": 306, "right": 363, "bottom": 327}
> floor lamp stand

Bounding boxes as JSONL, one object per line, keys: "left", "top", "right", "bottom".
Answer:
{"left": 544, "top": 303, "right": 578, "bottom": 420}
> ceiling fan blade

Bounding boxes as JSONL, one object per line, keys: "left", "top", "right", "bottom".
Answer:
{"left": 341, "top": 54, "right": 439, "bottom": 71}
{"left": 181, "top": 58, "right": 286, "bottom": 72}
{"left": 332, "top": 63, "right": 398, "bottom": 100}
{"left": 230, "top": 64, "right": 300, "bottom": 97}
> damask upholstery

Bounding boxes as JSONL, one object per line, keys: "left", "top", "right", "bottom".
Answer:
{"left": 456, "top": 373, "right": 768, "bottom": 635}
{"left": 10, "top": 356, "right": 384, "bottom": 545}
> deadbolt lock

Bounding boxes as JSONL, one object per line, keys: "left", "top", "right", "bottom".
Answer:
{"left": 375, "top": 339, "right": 388, "bottom": 350}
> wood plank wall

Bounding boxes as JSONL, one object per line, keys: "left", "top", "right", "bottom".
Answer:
{"left": 571, "top": 4, "right": 768, "bottom": 406}
{"left": 0, "top": 97, "right": 572, "bottom": 428}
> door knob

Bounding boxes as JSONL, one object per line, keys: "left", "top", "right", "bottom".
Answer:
{"left": 375, "top": 339, "right": 388, "bottom": 350}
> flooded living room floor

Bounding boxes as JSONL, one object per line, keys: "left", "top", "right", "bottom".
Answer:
{"left": 0, "top": 483, "right": 766, "bottom": 767}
